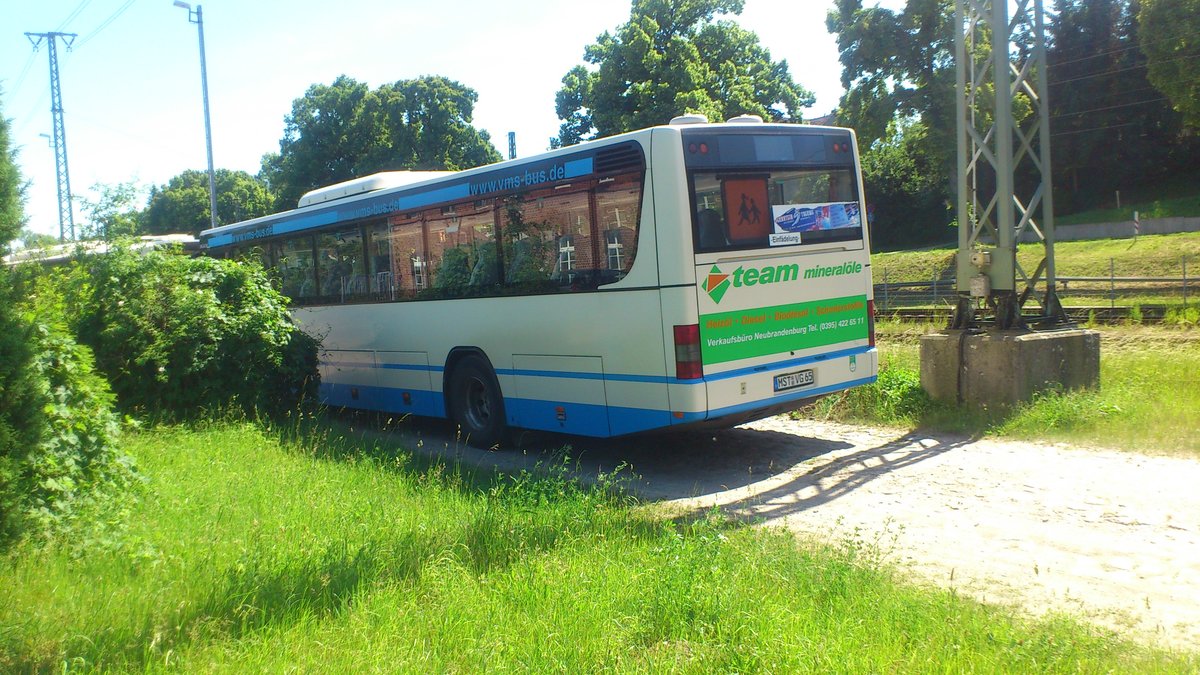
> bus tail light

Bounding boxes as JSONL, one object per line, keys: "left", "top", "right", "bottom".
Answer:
{"left": 867, "top": 300, "right": 876, "bottom": 348}
{"left": 673, "top": 324, "right": 703, "bottom": 380}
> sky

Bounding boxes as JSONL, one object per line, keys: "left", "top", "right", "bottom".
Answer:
{"left": 2, "top": 0, "right": 892, "bottom": 240}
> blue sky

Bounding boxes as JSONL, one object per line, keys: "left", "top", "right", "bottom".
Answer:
{"left": 2, "top": 1, "right": 882, "bottom": 239}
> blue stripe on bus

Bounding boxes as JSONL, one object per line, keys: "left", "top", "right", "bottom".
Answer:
{"left": 701, "top": 345, "right": 873, "bottom": 383}
{"left": 397, "top": 184, "right": 471, "bottom": 211}
{"left": 322, "top": 345, "right": 874, "bottom": 386}
{"left": 563, "top": 157, "right": 593, "bottom": 179}
{"left": 319, "top": 374, "right": 877, "bottom": 438}
{"left": 320, "top": 383, "right": 445, "bottom": 418}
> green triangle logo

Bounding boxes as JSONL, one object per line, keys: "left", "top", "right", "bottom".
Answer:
{"left": 705, "top": 265, "right": 731, "bottom": 304}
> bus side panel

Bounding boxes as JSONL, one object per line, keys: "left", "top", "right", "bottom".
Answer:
{"left": 318, "top": 349, "right": 379, "bottom": 409}
{"left": 649, "top": 127, "right": 707, "bottom": 425}
{"left": 600, "top": 290, "right": 675, "bottom": 436}
{"left": 509, "top": 355, "right": 608, "bottom": 436}
{"left": 375, "top": 351, "right": 440, "bottom": 418}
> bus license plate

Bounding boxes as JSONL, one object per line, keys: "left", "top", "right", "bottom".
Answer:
{"left": 774, "top": 369, "right": 814, "bottom": 392}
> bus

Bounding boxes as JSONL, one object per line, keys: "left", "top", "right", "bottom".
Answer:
{"left": 201, "top": 115, "right": 878, "bottom": 447}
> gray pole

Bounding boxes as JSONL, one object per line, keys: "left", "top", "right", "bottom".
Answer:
{"left": 180, "top": 3, "right": 218, "bottom": 231}
{"left": 25, "top": 32, "right": 77, "bottom": 241}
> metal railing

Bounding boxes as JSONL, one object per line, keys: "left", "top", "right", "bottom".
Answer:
{"left": 875, "top": 258, "right": 1195, "bottom": 320}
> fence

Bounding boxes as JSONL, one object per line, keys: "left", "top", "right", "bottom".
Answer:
{"left": 875, "top": 258, "right": 1196, "bottom": 321}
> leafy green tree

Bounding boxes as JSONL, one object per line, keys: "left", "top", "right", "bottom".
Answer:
{"left": 826, "top": 0, "right": 959, "bottom": 238}
{"left": 263, "top": 75, "right": 501, "bottom": 210}
{"left": 16, "top": 228, "right": 58, "bottom": 250}
{"left": 1048, "top": 0, "right": 1196, "bottom": 213}
{"left": 1, "top": 89, "right": 25, "bottom": 254}
{"left": 554, "top": 0, "right": 813, "bottom": 146}
{"left": 1139, "top": 0, "right": 1200, "bottom": 128}
{"left": 861, "top": 117, "right": 952, "bottom": 250}
{"left": 78, "top": 181, "right": 145, "bottom": 240}
{"left": 826, "top": 0, "right": 956, "bottom": 161}
{"left": 144, "top": 169, "right": 275, "bottom": 235}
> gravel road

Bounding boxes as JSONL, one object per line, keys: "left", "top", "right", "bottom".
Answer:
{"left": 399, "top": 416, "right": 1200, "bottom": 649}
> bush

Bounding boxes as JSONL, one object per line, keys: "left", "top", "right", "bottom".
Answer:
{"left": 0, "top": 271, "right": 43, "bottom": 544}
{"left": 1, "top": 268, "right": 135, "bottom": 548}
{"left": 54, "top": 246, "right": 318, "bottom": 419}
{"left": 806, "top": 362, "right": 935, "bottom": 426}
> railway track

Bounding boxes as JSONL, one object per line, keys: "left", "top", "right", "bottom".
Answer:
{"left": 876, "top": 304, "right": 1178, "bottom": 324}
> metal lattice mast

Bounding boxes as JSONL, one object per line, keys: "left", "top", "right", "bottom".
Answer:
{"left": 952, "top": 0, "right": 1065, "bottom": 329}
{"left": 26, "top": 32, "right": 78, "bottom": 242}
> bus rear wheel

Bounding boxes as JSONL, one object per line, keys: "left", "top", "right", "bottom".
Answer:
{"left": 448, "top": 355, "right": 507, "bottom": 449}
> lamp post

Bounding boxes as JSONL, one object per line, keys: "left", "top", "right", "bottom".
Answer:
{"left": 174, "top": 1, "right": 218, "bottom": 231}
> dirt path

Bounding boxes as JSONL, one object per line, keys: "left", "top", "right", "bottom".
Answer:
{"left": 654, "top": 419, "right": 1200, "bottom": 649}
{"left": 399, "top": 417, "right": 1200, "bottom": 649}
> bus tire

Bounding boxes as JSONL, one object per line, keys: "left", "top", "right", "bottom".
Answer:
{"left": 448, "top": 355, "right": 507, "bottom": 449}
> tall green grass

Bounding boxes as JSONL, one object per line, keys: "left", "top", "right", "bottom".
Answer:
{"left": 2, "top": 422, "right": 1191, "bottom": 671}
{"left": 819, "top": 323, "right": 1200, "bottom": 454}
{"left": 872, "top": 231, "right": 1200, "bottom": 283}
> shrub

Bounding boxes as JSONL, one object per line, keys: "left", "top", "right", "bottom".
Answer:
{"left": 1, "top": 268, "right": 135, "bottom": 548}
{"left": 54, "top": 246, "right": 318, "bottom": 419}
{"left": 806, "top": 362, "right": 934, "bottom": 425}
{"left": 1164, "top": 305, "right": 1198, "bottom": 327}
{"left": 0, "top": 270, "right": 43, "bottom": 544}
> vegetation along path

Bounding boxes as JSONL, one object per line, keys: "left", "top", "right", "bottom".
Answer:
{"left": 426, "top": 419, "right": 1200, "bottom": 649}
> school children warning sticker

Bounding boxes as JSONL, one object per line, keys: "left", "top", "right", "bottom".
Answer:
{"left": 721, "top": 177, "right": 771, "bottom": 242}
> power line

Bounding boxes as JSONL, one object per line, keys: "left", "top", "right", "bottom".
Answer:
{"left": 1049, "top": 52, "right": 1200, "bottom": 87}
{"left": 1049, "top": 31, "right": 1191, "bottom": 65}
{"left": 1050, "top": 121, "right": 1140, "bottom": 138}
{"left": 56, "top": 0, "right": 96, "bottom": 32}
{"left": 1049, "top": 96, "right": 1169, "bottom": 121}
{"left": 75, "top": 0, "right": 137, "bottom": 50}
{"left": 7, "top": 52, "right": 38, "bottom": 98}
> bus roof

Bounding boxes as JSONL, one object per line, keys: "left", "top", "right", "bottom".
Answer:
{"left": 201, "top": 120, "right": 852, "bottom": 248}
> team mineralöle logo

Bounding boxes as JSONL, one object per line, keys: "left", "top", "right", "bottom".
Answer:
{"left": 704, "top": 260, "right": 864, "bottom": 304}
{"left": 705, "top": 265, "right": 731, "bottom": 304}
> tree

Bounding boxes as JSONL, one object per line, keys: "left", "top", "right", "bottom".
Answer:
{"left": 144, "top": 169, "right": 275, "bottom": 235}
{"left": 16, "top": 228, "right": 57, "bottom": 250}
{"left": 77, "top": 181, "right": 145, "bottom": 240}
{"left": 0, "top": 89, "right": 24, "bottom": 254}
{"left": 263, "top": 75, "right": 501, "bottom": 210}
{"left": 861, "top": 117, "right": 952, "bottom": 250}
{"left": 826, "top": 1, "right": 958, "bottom": 238}
{"left": 1139, "top": 0, "right": 1200, "bottom": 129}
{"left": 1048, "top": 0, "right": 1196, "bottom": 212}
{"left": 554, "top": 0, "right": 813, "bottom": 146}
{"left": 826, "top": 0, "right": 957, "bottom": 167}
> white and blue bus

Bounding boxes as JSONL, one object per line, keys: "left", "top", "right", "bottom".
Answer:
{"left": 201, "top": 115, "right": 877, "bottom": 447}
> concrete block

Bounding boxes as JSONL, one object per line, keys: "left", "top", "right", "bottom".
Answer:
{"left": 920, "top": 329, "right": 1100, "bottom": 408}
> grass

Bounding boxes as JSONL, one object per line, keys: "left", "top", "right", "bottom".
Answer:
{"left": 1057, "top": 170, "right": 1200, "bottom": 226}
{"left": 2, "top": 421, "right": 1194, "bottom": 672}
{"left": 872, "top": 232, "right": 1200, "bottom": 284}
{"left": 813, "top": 322, "right": 1200, "bottom": 455}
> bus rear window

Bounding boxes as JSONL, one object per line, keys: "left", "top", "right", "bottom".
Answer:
{"left": 691, "top": 168, "right": 862, "bottom": 252}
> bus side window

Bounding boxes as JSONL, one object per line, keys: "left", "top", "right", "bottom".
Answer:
{"left": 366, "top": 222, "right": 394, "bottom": 300}
{"left": 596, "top": 172, "right": 642, "bottom": 281}
{"left": 279, "top": 235, "right": 316, "bottom": 302}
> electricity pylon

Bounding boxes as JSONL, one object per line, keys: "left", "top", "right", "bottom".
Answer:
{"left": 951, "top": 0, "right": 1067, "bottom": 329}
{"left": 25, "top": 31, "right": 78, "bottom": 242}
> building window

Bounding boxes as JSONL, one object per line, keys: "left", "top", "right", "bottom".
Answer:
{"left": 557, "top": 234, "right": 576, "bottom": 281}
{"left": 605, "top": 229, "right": 624, "bottom": 271}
